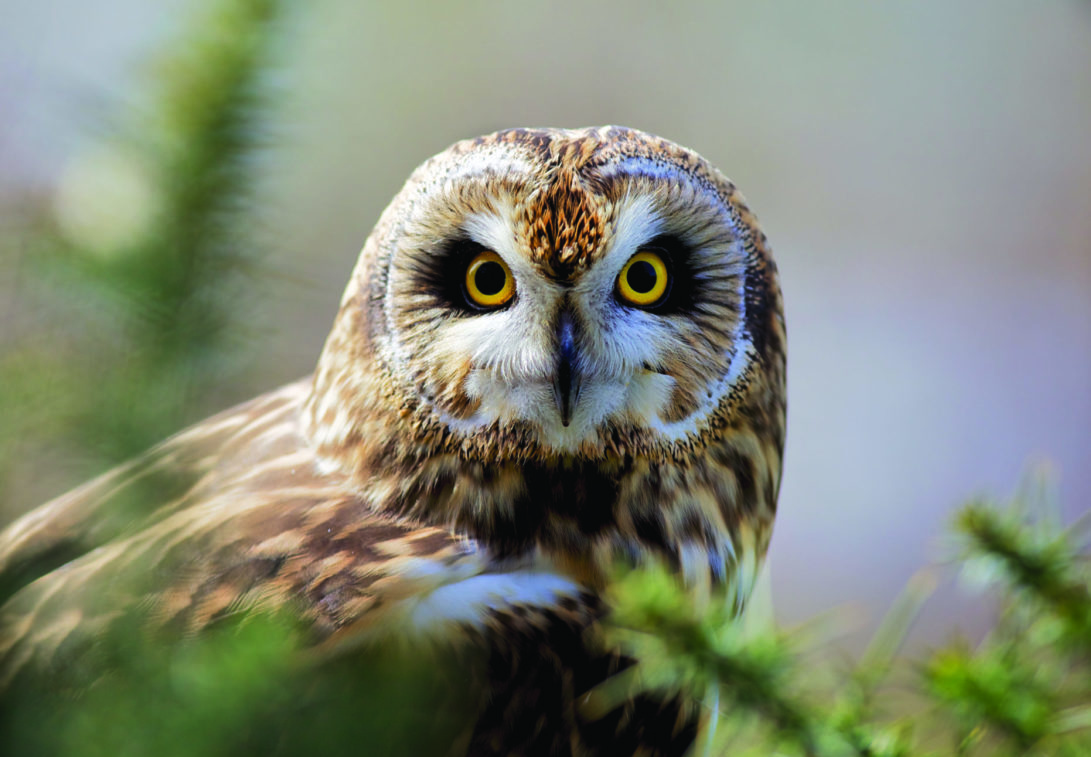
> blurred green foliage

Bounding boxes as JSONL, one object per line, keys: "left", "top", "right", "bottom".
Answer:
{"left": 1, "top": 608, "right": 486, "bottom": 757}
{"left": 603, "top": 486, "right": 1091, "bottom": 757}
{"left": 0, "top": 0, "right": 287, "bottom": 609}
{"left": 0, "top": 0, "right": 283, "bottom": 516}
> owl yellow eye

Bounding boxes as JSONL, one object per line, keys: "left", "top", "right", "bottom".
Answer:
{"left": 617, "top": 249, "right": 669, "bottom": 307}
{"left": 464, "top": 250, "right": 515, "bottom": 308}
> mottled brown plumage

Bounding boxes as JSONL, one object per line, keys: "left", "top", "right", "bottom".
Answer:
{"left": 0, "top": 126, "right": 786, "bottom": 756}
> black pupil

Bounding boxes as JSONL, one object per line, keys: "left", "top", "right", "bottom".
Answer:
{"left": 626, "top": 260, "right": 658, "bottom": 294}
{"left": 474, "top": 261, "right": 507, "bottom": 297}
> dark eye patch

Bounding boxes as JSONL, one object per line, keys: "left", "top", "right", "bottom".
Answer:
{"left": 411, "top": 237, "right": 497, "bottom": 315}
{"left": 631, "top": 234, "right": 696, "bottom": 314}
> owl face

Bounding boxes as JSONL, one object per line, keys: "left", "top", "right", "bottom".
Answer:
{"left": 305, "top": 127, "right": 784, "bottom": 584}
{"left": 373, "top": 130, "right": 761, "bottom": 458}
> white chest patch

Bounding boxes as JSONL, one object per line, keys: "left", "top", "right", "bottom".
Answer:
{"left": 405, "top": 570, "right": 583, "bottom": 631}
{"left": 376, "top": 557, "right": 585, "bottom": 639}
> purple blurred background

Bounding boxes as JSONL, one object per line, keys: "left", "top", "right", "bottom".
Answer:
{"left": 2, "top": 0, "right": 1089, "bottom": 648}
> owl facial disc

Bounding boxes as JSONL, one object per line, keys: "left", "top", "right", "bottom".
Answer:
{"left": 389, "top": 188, "right": 752, "bottom": 455}
{"left": 307, "top": 126, "right": 783, "bottom": 465}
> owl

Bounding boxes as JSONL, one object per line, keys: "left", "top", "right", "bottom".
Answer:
{"left": 0, "top": 126, "right": 785, "bottom": 756}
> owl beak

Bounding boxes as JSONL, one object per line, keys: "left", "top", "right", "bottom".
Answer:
{"left": 553, "top": 309, "right": 582, "bottom": 427}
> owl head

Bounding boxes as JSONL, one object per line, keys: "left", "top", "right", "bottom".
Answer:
{"left": 305, "top": 127, "right": 785, "bottom": 593}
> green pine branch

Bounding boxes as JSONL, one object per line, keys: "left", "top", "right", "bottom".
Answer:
{"left": 0, "top": 0, "right": 285, "bottom": 506}
{"left": 600, "top": 485, "right": 1091, "bottom": 757}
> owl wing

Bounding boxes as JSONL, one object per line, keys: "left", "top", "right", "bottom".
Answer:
{"left": 0, "top": 381, "right": 697, "bottom": 757}
{"left": 0, "top": 379, "right": 587, "bottom": 691}
{"left": 0, "top": 381, "right": 316, "bottom": 604}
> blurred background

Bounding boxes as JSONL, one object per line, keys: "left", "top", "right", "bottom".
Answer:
{"left": 0, "top": 0, "right": 1088, "bottom": 652}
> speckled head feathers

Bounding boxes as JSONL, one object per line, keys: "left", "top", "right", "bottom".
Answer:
{"left": 307, "top": 128, "right": 785, "bottom": 453}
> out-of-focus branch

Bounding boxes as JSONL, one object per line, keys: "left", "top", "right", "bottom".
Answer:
{"left": 0, "top": 0, "right": 285, "bottom": 513}
{"left": 600, "top": 483, "right": 1091, "bottom": 756}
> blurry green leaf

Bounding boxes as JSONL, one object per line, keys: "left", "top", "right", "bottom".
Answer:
{"left": 598, "top": 480, "right": 1090, "bottom": 757}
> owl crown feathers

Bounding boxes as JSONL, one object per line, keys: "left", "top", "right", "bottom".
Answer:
{"left": 303, "top": 126, "right": 786, "bottom": 590}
